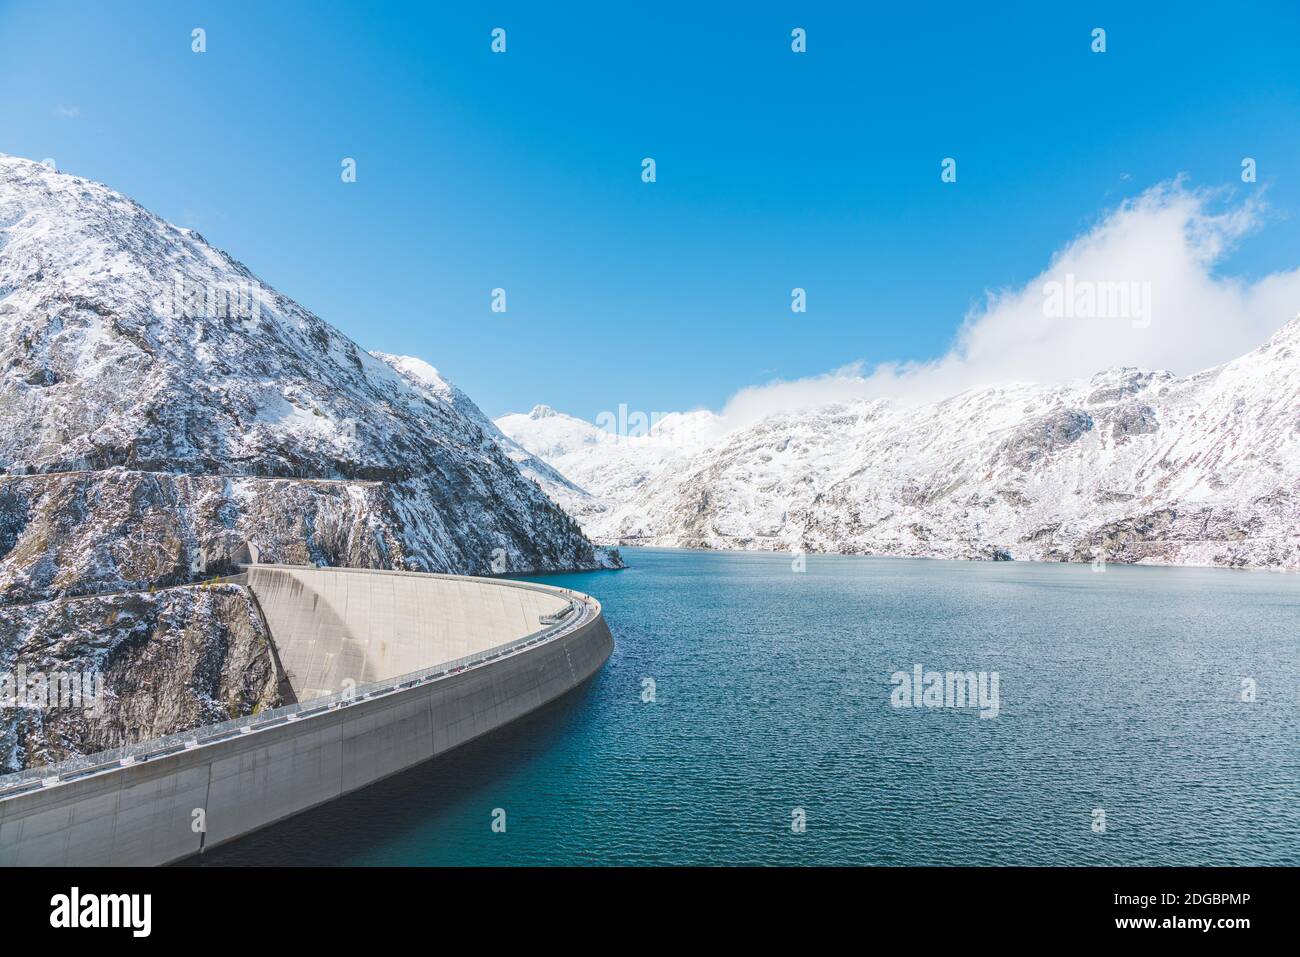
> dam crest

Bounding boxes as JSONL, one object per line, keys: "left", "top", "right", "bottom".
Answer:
{"left": 0, "top": 565, "right": 614, "bottom": 866}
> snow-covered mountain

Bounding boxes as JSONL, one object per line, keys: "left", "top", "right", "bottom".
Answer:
{"left": 377, "top": 356, "right": 605, "bottom": 523}
{"left": 0, "top": 153, "right": 615, "bottom": 592}
{"left": 495, "top": 404, "right": 721, "bottom": 517}
{"left": 497, "top": 322, "right": 1300, "bottom": 569}
{"left": 0, "top": 153, "right": 615, "bottom": 771}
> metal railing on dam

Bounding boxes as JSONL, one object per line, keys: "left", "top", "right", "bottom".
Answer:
{"left": 0, "top": 566, "right": 615, "bottom": 865}
{"left": 0, "top": 573, "right": 588, "bottom": 797}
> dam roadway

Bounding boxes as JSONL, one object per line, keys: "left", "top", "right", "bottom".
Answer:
{"left": 0, "top": 565, "right": 614, "bottom": 866}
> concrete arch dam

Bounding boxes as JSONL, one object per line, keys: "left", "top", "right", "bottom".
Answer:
{"left": 0, "top": 565, "right": 614, "bottom": 866}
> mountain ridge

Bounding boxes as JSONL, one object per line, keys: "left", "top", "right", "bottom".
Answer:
{"left": 0, "top": 153, "right": 616, "bottom": 772}
{"left": 497, "top": 317, "right": 1300, "bottom": 569}
{"left": 0, "top": 153, "right": 618, "bottom": 588}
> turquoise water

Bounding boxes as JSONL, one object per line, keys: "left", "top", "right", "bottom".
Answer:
{"left": 199, "top": 547, "right": 1300, "bottom": 866}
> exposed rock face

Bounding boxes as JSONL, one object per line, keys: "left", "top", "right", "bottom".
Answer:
{"left": 0, "top": 584, "right": 281, "bottom": 774}
{"left": 994, "top": 408, "right": 1094, "bottom": 470}
{"left": 0, "top": 467, "right": 611, "bottom": 606}
{"left": 0, "top": 153, "right": 614, "bottom": 580}
{"left": 3, "top": 471, "right": 378, "bottom": 603}
{"left": 498, "top": 328, "right": 1300, "bottom": 569}
{"left": 0, "top": 153, "right": 617, "bottom": 772}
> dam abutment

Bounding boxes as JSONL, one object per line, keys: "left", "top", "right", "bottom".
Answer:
{"left": 0, "top": 566, "right": 613, "bottom": 866}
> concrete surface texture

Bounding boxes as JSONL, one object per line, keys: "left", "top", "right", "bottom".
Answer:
{"left": 0, "top": 566, "right": 614, "bottom": 866}
{"left": 248, "top": 565, "right": 573, "bottom": 699}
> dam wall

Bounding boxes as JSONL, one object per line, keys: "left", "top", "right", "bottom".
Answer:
{"left": 247, "top": 565, "right": 573, "bottom": 699}
{"left": 0, "top": 567, "right": 613, "bottom": 866}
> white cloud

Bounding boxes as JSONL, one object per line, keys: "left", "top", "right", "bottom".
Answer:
{"left": 721, "top": 181, "right": 1300, "bottom": 428}
{"left": 54, "top": 104, "right": 80, "bottom": 118}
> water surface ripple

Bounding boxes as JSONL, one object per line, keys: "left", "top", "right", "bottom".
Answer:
{"left": 198, "top": 548, "right": 1300, "bottom": 866}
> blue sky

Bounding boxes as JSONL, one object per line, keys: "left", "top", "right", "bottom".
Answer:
{"left": 1, "top": 0, "right": 1298, "bottom": 420}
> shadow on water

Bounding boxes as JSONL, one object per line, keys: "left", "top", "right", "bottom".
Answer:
{"left": 180, "top": 674, "right": 604, "bottom": 867}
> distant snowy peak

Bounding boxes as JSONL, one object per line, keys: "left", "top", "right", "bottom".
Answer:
{"left": 497, "top": 404, "right": 724, "bottom": 457}
{"left": 496, "top": 406, "right": 610, "bottom": 459}
{"left": 494, "top": 403, "right": 725, "bottom": 519}
{"left": 376, "top": 353, "right": 601, "bottom": 520}
{"left": 502, "top": 320, "right": 1300, "bottom": 569}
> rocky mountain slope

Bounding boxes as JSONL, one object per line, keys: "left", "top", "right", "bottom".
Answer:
{"left": 0, "top": 153, "right": 615, "bottom": 772}
{"left": 498, "top": 321, "right": 1300, "bottom": 569}
{"left": 377, "top": 355, "right": 607, "bottom": 524}
{"left": 1, "top": 582, "right": 283, "bottom": 772}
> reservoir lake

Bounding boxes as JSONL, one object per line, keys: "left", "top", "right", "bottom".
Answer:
{"left": 197, "top": 547, "right": 1300, "bottom": 866}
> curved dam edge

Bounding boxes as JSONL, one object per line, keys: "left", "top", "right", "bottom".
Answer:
{"left": 0, "top": 571, "right": 613, "bottom": 867}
